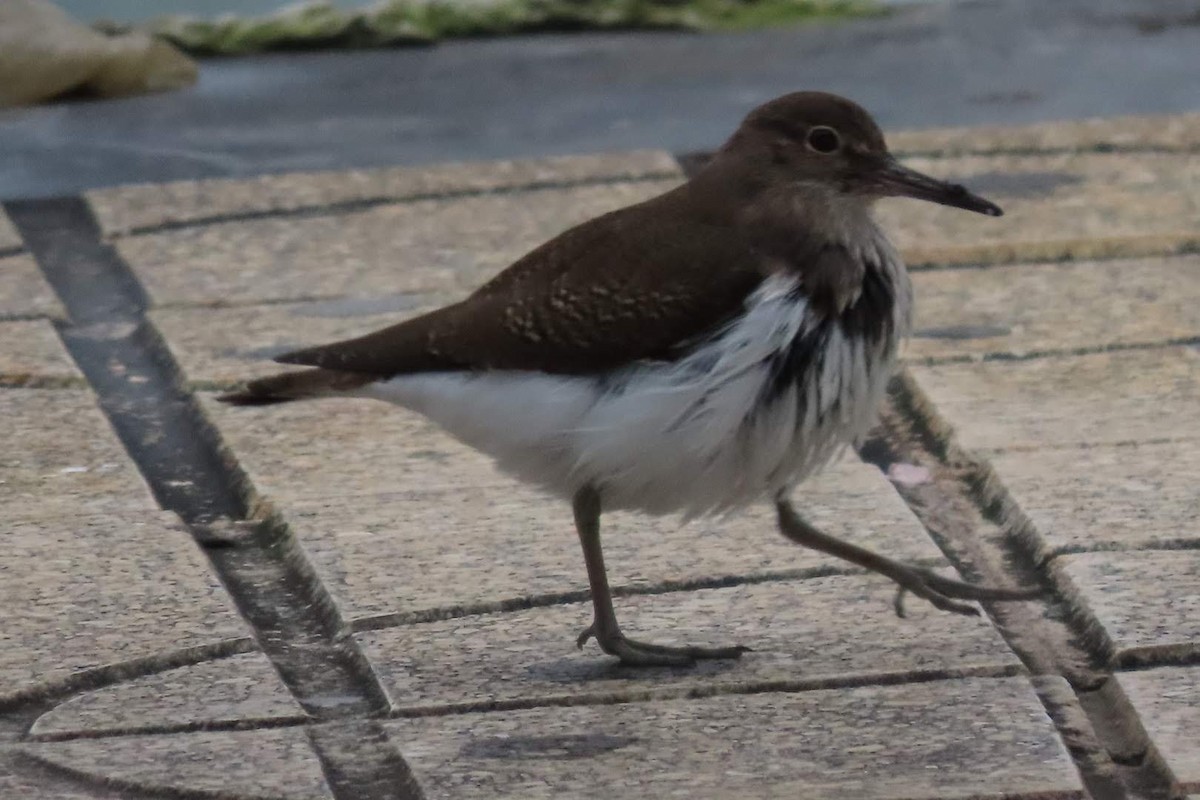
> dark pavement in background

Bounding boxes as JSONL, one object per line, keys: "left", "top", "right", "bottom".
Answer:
{"left": 2, "top": 0, "right": 1200, "bottom": 200}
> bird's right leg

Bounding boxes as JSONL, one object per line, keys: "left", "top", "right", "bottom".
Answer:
{"left": 775, "top": 498, "right": 1042, "bottom": 617}
{"left": 573, "top": 485, "right": 749, "bottom": 666}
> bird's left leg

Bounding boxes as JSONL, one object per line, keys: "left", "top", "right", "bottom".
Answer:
{"left": 573, "top": 485, "right": 750, "bottom": 666}
{"left": 775, "top": 498, "right": 1042, "bottom": 617}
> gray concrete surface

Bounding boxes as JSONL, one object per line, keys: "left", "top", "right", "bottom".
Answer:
{"left": 3, "top": 0, "right": 1200, "bottom": 199}
{"left": 382, "top": 677, "right": 1083, "bottom": 800}
{"left": 1117, "top": 667, "right": 1200, "bottom": 789}
{"left": 357, "top": 574, "right": 1020, "bottom": 713}
{"left": 2, "top": 116, "right": 1198, "bottom": 798}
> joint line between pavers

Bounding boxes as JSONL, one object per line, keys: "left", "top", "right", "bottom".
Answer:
{"left": 0, "top": 638, "right": 255, "bottom": 721}
{"left": 913, "top": 335, "right": 1200, "bottom": 368}
{"left": 3, "top": 748, "right": 142, "bottom": 800}
{"left": 870, "top": 368, "right": 1184, "bottom": 800}
{"left": 676, "top": 143, "right": 1200, "bottom": 175}
{"left": 23, "top": 710, "right": 312, "bottom": 745}
{"left": 112, "top": 170, "right": 682, "bottom": 239}
{"left": 4, "top": 196, "right": 429, "bottom": 800}
{"left": 0, "top": 375, "right": 89, "bottom": 390}
{"left": 906, "top": 235, "right": 1200, "bottom": 272}
{"left": 347, "top": 559, "right": 949, "bottom": 632}
{"left": 383, "top": 662, "right": 1027, "bottom": 721}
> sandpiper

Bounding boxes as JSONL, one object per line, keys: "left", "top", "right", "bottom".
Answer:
{"left": 222, "top": 91, "right": 1037, "bottom": 666}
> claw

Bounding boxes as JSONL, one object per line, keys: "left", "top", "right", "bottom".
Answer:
{"left": 891, "top": 566, "right": 1042, "bottom": 618}
{"left": 575, "top": 625, "right": 749, "bottom": 666}
{"left": 576, "top": 626, "right": 594, "bottom": 650}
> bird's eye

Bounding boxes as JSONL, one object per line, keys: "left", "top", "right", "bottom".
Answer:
{"left": 806, "top": 126, "right": 841, "bottom": 154}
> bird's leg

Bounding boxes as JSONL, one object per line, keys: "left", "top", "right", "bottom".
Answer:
{"left": 573, "top": 486, "right": 749, "bottom": 666}
{"left": 775, "top": 499, "right": 1042, "bottom": 617}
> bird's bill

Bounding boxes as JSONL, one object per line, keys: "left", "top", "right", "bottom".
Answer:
{"left": 874, "top": 159, "right": 1003, "bottom": 217}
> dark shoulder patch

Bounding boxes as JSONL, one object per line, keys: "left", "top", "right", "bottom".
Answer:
{"left": 801, "top": 244, "right": 867, "bottom": 320}
{"left": 840, "top": 260, "right": 896, "bottom": 343}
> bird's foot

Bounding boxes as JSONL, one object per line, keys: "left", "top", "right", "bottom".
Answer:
{"left": 890, "top": 565, "right": 1044, "bottom": 618}
{"left": 576, "top": 625, "right": 750, "bottom": 667}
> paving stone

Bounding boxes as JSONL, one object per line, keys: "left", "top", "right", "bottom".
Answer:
{"left": 23, "top": 727, "right": 333, "bottom": 799}
{"left": 909, "top": 346, "right": 1200, "bottom": 454}
{"left": 0, "top": 511, "right": 248, "bottom": 705}
{"left": 1055, "top": 551, "right": 1200, "bottom": 666}
{"left": 201, "top": 394, "right": 945, "bottom": 619}
{"left": 0, "top": 319, "right": 83, "bottom": 387}
{"left": 385, "top": 676, "right": 1082, "bottom": 800}
{"left": 1114, "top": 666, "right": 1200, "bottom": 792}
{"left": 118, "top": 178, "right": 681, "bottom": 308}
{"left": 1, "top": 388, "right": 157, "bottom": 517}
{"left": 990, "top": 441, "right": 1200, "bottom": 560}
{"left": 878, "top": 152, "right": 1200, "bottom": 266}
{"left": 358, "top": 573, "right": 1021, "bottom": 713}
{"left": 888, "top": 111, "right": 1200, "bottom": 157}
{"left": 0, "top": 767, "right": 99, "bottom": 800}
{"left": 29, "top": 653, "right": 305, "bottom": 739}
{"left": 909, "top": 255, "right": 1200, "bottom": 363}
{"left": 152, "top": 297, "right": 443, "bottom": 387}
{"left": 0, "top": 254, "right": 64, "bottom": 320}
{"left": 87, "top": 150, "right": 682, "bottom": 236}
{"left": 281, "top": 465, "right": 948, "bottom": 623}
{"left": 0, "top": 208, "right": 21, "bottom": 251}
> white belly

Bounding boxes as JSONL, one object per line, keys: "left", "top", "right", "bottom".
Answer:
{"left": 359, "top": 273, "right": 900, "bottom": 517}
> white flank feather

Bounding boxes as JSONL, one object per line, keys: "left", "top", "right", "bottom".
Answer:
{"left": 359, "top": 227, "right": 909, "bottom": 520}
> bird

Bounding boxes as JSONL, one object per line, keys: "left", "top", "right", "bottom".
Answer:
{"left": 220, "top": 91, "right": 1039, "bottom": 666}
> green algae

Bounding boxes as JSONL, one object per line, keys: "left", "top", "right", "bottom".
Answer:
{"left": 101, "top": 0, "right": 881, "bottom": 56}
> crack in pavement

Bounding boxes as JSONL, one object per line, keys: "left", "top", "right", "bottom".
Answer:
{"left": 4, "top": 196, "right": 423, "bottom": 800}
{"left": 859, "top": 369, "right": 1187, "bottom": 800}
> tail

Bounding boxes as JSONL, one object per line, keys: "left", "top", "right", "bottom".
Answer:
{"left": 218, "top": 368, "right": 374, "bottom": 406}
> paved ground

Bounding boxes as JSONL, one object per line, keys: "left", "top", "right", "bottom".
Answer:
{"left": 2, "top": 109, "right": 1199, "bottom": 799}
{"left": 4, "top": 0, "right": 1200, "bottom": 199}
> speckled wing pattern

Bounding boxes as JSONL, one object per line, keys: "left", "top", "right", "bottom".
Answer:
{"left": 276, "top": 203, "right": 770, "bottom": 376}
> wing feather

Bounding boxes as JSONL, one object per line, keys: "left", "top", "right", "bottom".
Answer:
{"left": 276, "top": 202, "right": 768, "bottom": 376}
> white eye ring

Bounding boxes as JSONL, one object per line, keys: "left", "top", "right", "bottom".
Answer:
{"left": 806, "top": 126, "right": 841, "bottom": 154}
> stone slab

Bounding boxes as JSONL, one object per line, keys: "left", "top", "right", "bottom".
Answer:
{"left": 119, "top": 178, "right": 681, "bottom": 308}
{"left": 0, "top": 209, "right": 21, "bottom": 251}
{"left": 0, "top": 319, "right": 84, "bottom": 387}
{"left": 991, "top": 441, "right": 1200, "bottom": 560}
{"left": 152, "top": 297, "right": 444, "bottom": 387}
{"left": 909, "top": 346, "right": 1200, "bottom": 455}
{"left": 29, "top": 653, "right": 305, "bottom": 739}
{"left": 909, "top": 255, "right": 1200, "bottom": 363}
{"left": 0, "top": 767, "right": 98, "bottom": 800}
{"left": 0, "top": 511, "right": 249, "bottom": 705}
{"left": 385, "top": 676, "right": 1083, "bottom": 800}
{"left": 1055, "top": 551, "right": 1200, "bottom": 666}
{"left": 358, "top": 573, "right": 1020, "bottom": 714}
{"left": 1115, "top": 666, "right": 1200, "bottom": 792}
{"left": 1, "top": 388, "right": 158, "bottom": 517}
{"left": 23, "top": 728, "right": 334, "bottom": 799}
{"left": 888, "top": 111, "right": 1200, "bottom": 157}
{"left": 201, "top": 393, "right": 946, "bottom": 619}
{"left": 87, "top": 150, "right": 682, "bottom": 236}
{"left": 0, "top": 254, "right": 64, "bottom": 321}
{"left": 878, "top": 152, "right": 1200, "bottom": 266}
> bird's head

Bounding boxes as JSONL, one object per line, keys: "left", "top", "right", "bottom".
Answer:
{"left": 719, "top": 91, "right": 1002, "bottom": 217}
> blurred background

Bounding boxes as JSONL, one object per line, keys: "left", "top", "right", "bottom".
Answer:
{"left": 2, "top": 0, "right": 1199, "bottom": 199}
